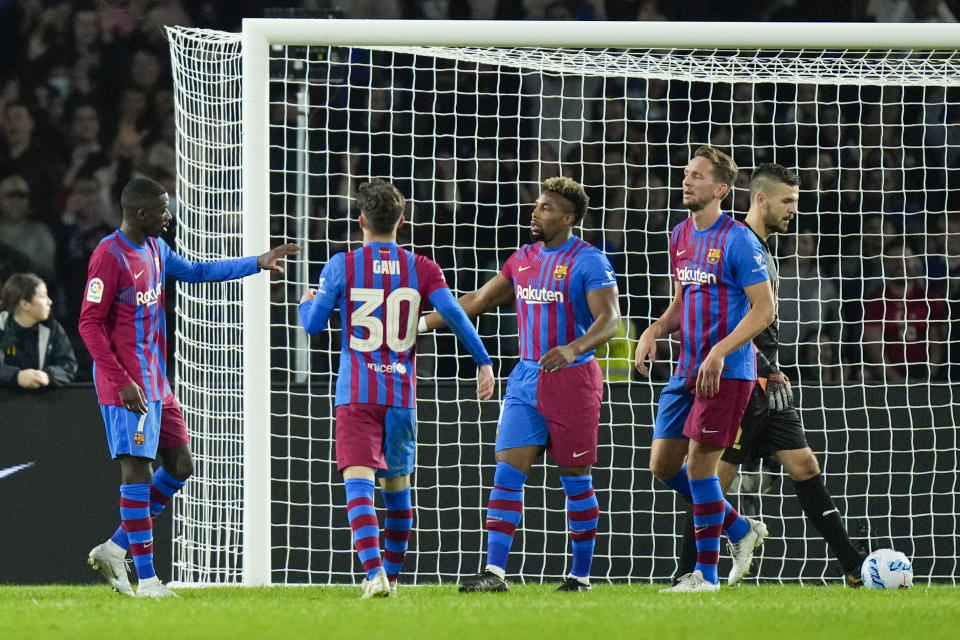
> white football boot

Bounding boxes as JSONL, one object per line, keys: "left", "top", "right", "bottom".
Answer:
{"left": 136, "top": 576, "right": 179, "bottom": 598}
{"left": 660, "top": 570, "right": 721, "bottom": 593}
{"left": 87, "top": 541, "right": 134, "bottom": 596}
{"left": 727, "top": 517, "right": 769, "bottom": 585}
{"left": 360, "top": 569, "right": 391, "bottom": 599}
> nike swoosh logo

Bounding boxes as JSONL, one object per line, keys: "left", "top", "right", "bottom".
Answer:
{"left": 134, "top": 270, "right": 145, "bottom": 279}
{"left": 822, "top": 508, "right": 839, "bottom": 517}
{"left": 695, "top": 526, "right": 708, "bottom": 534}
{"left": 572, "top": 450, "right": 589, "bottom": 458}
{"left": 144, "top": 541, "right": 153, "bottom": 549}
{"left": 676, "top": 250, "right": 687, "bottom": 256}
{"left": 0, "top": 461, "right": 35, "bottom": 480}
{"left": 518, "top": 266, "right": 531, "bottom": 271}
{"left": 703, "top": 429, "right": 718, "bottom": 434}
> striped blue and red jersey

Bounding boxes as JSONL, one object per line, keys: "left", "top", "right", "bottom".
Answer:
{"left": 301, "top": 242, "right": 453, "bottom": 409}
{"left": 78, "top": 230, "right": 259, "bottom": 406}
{"left": 669, "top": 214, "right": 770, "bottom": 380}
{"left": 501, "top": 236, "right": 617, "bottom": 365}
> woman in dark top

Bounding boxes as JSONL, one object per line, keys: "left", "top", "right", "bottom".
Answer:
{"left": 0, "top": 272, "right": 77, "bottom": 389}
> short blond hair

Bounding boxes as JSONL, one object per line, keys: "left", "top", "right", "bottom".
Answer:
{"left": 541, "top": 177, "right": 589, "bottom": 224}
{"left": 693, "top": 145, "right": 738, "bottom": 192}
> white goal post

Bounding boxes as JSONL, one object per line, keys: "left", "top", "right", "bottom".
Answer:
{"left": 167, "top": 19, "right": 960, "bottom": 587}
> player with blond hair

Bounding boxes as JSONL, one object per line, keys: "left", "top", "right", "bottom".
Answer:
{"left": 636, "top": 146, "right": 775, "bottom": 592}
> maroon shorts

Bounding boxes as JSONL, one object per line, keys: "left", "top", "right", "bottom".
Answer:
{"left": 682, "top": 377, "right": 755, "bottom": 447}
{"left": 158, "top": 394, "right": 189, "bottom": 449}
{"left": 334, "top": 403, "right": 417, "bottom": 476}
{"left": 536, "top": 358, "right": 603, "bottom": 466}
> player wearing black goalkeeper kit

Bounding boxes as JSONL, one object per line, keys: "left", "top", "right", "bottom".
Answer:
{"left": 674, "top": 164, "right": 867, "bottom": 586}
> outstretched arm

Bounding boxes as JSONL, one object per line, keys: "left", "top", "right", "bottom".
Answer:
{"left": 539, "top": 285, "right": 620, "bottom": 373}
{"left": 163, "top": 239, "right": 300, "bottom": 283}
{"left": 257, "top": 243, "right": 300, "bottom": 274}
{"left": 428, "top": 287, "right": 495, "bottom": 400}
{"left": 421, "top": 273, "right": 514, "bottom": 331}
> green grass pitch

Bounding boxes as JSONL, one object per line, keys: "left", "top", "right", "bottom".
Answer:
{"left": 1, "top": 583, "right": 957, "bottom": 640}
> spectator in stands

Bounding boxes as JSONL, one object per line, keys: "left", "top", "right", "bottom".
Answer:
{"left": 862, "top": 240, "right": 948, "bottom": 382}
{"left": 777, "top": 233, "right": 840, "bottom": 367}
{"left": 55, "top": 173, "right": 114, "bottom": 325}
{"left": 867, "top": 0, "right": 957, "bottom": 22}
{"left": 0, "top": 272, "right": 77, "bottom": 389}
{"left": 0, "top": 174, "right": 57, "bottom": 282}
{"left": 60, "top": 101, "right": 109, "bottom": 190}
{"left": 0, "top": 100, "right": 64, "bottom": 219}
{"left": 129, "top": 49, "right": 164, "bottom": 99}
{"left": 797, "top": 330, "right": 843, "bottom": 386}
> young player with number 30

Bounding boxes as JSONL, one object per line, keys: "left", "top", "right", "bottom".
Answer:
{"left": 299, "top": 179, "right": 494, "bottom": 598}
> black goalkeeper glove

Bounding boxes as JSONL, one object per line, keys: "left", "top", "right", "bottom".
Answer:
{"left": 764, "top": 372, "right": 794, "bottom": 413}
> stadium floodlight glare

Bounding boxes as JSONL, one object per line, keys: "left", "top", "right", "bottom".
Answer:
{"left": 168, "top": 19, "right": 960, "bottom": 587}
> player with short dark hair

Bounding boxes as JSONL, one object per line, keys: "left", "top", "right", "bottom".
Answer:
{"left": 635, "top": 146, "right": 776, "bottom": 592}
{"left": 79, "top": 176, "right": 298, "bottom": 598}
{"left": 673, "top": 163, "right": 867, "bottom": 586}
{"left": 299, "top": 178, "right": 494, "bottom": 598}
{"left": 423, "top": 176, "right": 621, "bottom": 593}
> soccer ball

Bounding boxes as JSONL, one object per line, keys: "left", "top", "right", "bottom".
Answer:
{"left": 860, "top": 548, "right": 913, "bottom": 590}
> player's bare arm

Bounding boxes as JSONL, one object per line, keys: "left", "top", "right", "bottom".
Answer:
{"left": 635, "top": 283, "right": 683, "bottom": 377}
{"left": 257, "top": 242, "right": 300, "bottom": 273}
{"left": 695, "top": 279, "right": 775, "bottom": 398}
{"left": 422, "top": 272, "right": 514, "bottom": 331}
{"left": 118, "top": 381, "right": 149, "bottom": 415}
{"left": 539, "top": 285, "right": 620, "bottom": 373}
{"left": 476, "top": 364, "right": 495, "bottom": 400}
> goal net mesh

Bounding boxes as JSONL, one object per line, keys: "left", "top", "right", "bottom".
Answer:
{"left": 168, "top": 25, "right": 959, "bottom": 585}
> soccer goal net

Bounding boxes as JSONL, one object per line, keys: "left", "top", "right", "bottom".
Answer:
{"left": 167, "top": 20, "right": 960, "bottom": 586}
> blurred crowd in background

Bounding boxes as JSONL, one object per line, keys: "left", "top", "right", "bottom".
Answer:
{"left": 1, "top": 0, "right": 959, "bottom": 388}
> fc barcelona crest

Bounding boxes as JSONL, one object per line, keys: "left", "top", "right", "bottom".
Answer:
{"left": 553, "top": 264, "right": 568, "bottom": 280}
{"left": 707, "top": 248, "right": 722, "bottom": 265}
{"left": 134, "top": 432, "right": 145, "bottom": 446}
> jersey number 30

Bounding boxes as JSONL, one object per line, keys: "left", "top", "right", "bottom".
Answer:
{"left": 349, "top": 287, "right": 421, "bottom": 353}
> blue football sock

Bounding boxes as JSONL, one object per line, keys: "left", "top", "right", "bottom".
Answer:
{"left": 120, "top": 483, "right": 155, "bottom": 580}
{"left": 485, "top": 462, "right": 526, "bottom": 572}
{"left": 665, "top": 464, "right": 748, "bottom": 542}
{"left": 345, "top": 478, "right": 383, "bottom": 580}
{"left": 382, "top": 486, "right": 413, "bottom": 582}
{"left": 560, "top": 474, "right": 599, "bottom": 579}
{"left": 725, "top": 504, "right": 750, "bottom": 543}
{"left": 110, "top": 467, "right": 187, "bottom": 551}
{"left": 110, "top": 525, "right": 129, "bottom": 551}
{"left": 689, "top": 476, "right": 725, "bottom": 585}
{"left": 150, "top": 467, "right": 187, "bottom": 516}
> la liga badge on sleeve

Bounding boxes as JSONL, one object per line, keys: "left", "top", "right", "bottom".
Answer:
{"left": 86, "top": 278, "right": 105, "bottom": 303}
